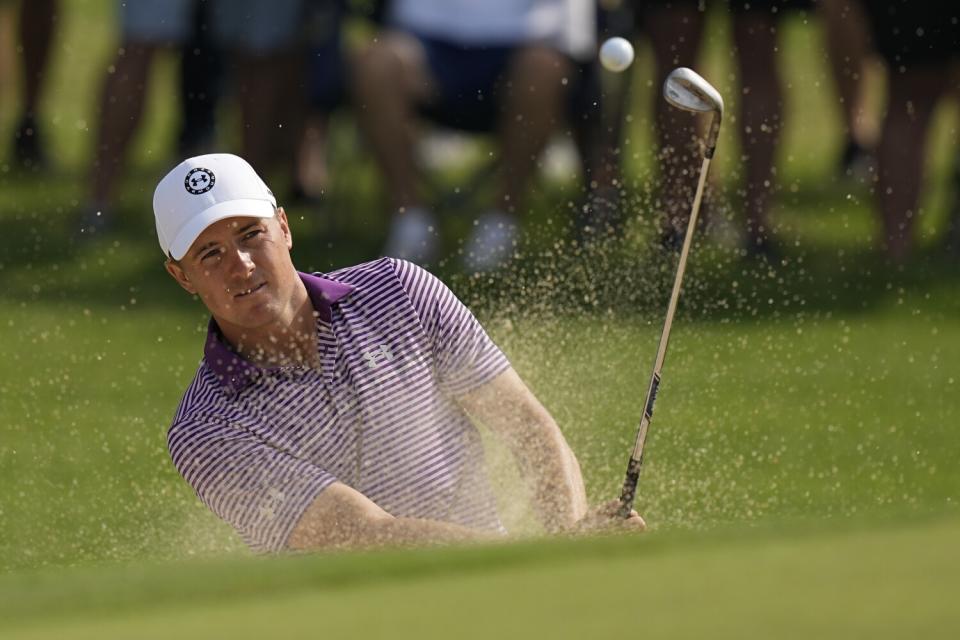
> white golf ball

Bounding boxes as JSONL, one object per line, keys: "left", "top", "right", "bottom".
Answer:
{"left": 599, "top": 37, "right": 634, "bottom": 73}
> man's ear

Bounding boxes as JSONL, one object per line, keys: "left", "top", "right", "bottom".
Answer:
{"left": 276, "top": 206, "right": 293, "bottom": 250}
{"left": 165, "top": 259, "right": 198, "bottom": 295}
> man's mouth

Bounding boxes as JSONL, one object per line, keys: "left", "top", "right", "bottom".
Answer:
{"left": 234, "top": 282, "right": 267, "bottom": 298}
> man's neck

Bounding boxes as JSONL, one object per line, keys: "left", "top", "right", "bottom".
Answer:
{"left": 217, "top": 283, "right": 320, "bottom": 369}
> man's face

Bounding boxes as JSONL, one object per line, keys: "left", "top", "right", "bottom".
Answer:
{"left": 165, "top": 209, "right": 300, "bottom": 333}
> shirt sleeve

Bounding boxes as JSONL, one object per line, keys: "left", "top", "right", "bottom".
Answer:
{"left": 389, "top": 258, "right": 511, "bottom": 396}
{"left": 167, "top": 413, "right": 337, "bottom": 552}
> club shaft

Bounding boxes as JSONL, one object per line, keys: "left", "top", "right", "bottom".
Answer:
{"left": 618, "top": 153, "right": 713, "bottom": 518}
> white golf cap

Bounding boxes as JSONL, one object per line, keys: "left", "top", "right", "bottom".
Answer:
{"left": 153, "top": 153, "right": 277, "bottom": 260}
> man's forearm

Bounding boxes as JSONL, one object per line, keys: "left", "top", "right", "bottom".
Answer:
{"left": 367, "top": 516, "right": 500, "bottom": 548}
{"left": 458, "top": 368, "right": 589, "bottom": 533}
{"left": 287, "top": 483, "right": 501, "bottom": 551}
{"left": 292, "top": 514, "right": 496, "bottom": 551}
{"left": 511, "top": 417, "right": 589, "bottom": 532}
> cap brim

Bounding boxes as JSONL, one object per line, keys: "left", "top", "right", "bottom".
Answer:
{"left": 168, "top": 199, "right": 276, "bottom": 260}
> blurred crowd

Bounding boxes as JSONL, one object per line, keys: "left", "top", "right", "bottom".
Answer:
{"left": 1, "top": 0, "right": 958, "bottom": 268}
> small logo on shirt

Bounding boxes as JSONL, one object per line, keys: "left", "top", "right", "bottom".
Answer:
{"left": 184, "top": 167, "right": 216, "bottom": 194}
{"left": 363, "top": 345, "right": 394, "bottom": 369}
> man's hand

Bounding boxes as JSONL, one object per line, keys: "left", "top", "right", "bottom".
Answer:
{"left": 568, "top": 500, "right": 647, "bottom": 535}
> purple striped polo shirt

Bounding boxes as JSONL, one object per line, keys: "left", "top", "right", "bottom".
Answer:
{"left": 167, "top": 258, "right": 512, "bottom": 551}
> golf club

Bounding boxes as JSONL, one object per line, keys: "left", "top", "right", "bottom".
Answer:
{"left": 617, "top": 67, "right": 724, "bottom": 518}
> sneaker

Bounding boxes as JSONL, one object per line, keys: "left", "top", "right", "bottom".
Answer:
{"left": 463, "top": 210, "right": 518, "bottom": 273}
{"left": 839, "top": 140, "right": 874, "bottom": 183}
{"left": 12, "top": 115, "right": 48, "bottom": 172}
{"left": 383, "top": 207, "right": 439, "bottom": 265}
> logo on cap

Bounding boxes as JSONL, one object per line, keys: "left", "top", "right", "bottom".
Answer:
{"left": 184, "top": 167, "right": 216, "bottom": 195}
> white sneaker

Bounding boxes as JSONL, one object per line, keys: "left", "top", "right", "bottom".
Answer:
{"left": 383, "top": 207, "right": 439, "bottom": 265}
{"left": 463, "top": 210, "right": 518, "bottom": 272}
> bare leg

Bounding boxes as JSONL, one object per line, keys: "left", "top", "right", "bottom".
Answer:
{"left": 820, "top": 0, "right": 876, "bottom": 149}
{"left": 495, "top": 45, "right": 573, "bottom": 215}
{"left": 18, "top": 0, "right": 57, "bottom": 117}
{"left": 234, "top": 50, "right": 304, "bottom": 181}
{"left": 352, "top": 32, "right": 435, "bottom": 212}
{"left": 90, "top": 43, "right": 158, "bottom": 209}
{"left": 947, "top": 143, "right": 960, "bottom": 255}
{"left": 645, "top": 4, "right": 706, "bottom": 240}
{"left": 13, "top": 0, "right": 57, "bottom": 168}
{"left": 733, "top": 12, "right": 782, "bottom": 251}
{"left": 298, "top": 111, "right": 330, "bottom": 199}
{"left": 875, "top": 68, "right": 946, "bottom": 261}
{"left": 946, "top": 81, "right": 960, "bottom": 255}
{"left": 0, "top": 7, "right": 15, "bottom": 107}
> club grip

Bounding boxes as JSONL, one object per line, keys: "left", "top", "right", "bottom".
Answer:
{"left": 617, "top": 455, "right": 644, "bottom": 518}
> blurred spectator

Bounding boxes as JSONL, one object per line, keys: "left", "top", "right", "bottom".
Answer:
{"left": 177, "top": 0, "right": 223, "bottom": 158}
{"left": 352, "top": 0, "right": 596, "bottom": 271}
{"left": 85, "top": 0, "right": 319, "bottom": 237}
{"left": 862, "top": 1, "right": 959, "bottom": 261}
{"left": 947, "top": 142, "right": 960, "bottom": 257}
{"left": 820, "top": 0, "right": 879, "bottom": 179}
{"left": 575, "top": 0, "right": 635, "bottom": 241}
{"left": 85, "top": 0, "right": 207, "bottom": 235}
{"left": 211, "top": 0, "right": 311, "bottom": 190}
{"left": 5, "top": 0, "right": 59, "bottom": 171}
{"left": 640, "top": 0, "right": 811, "bottom": 259}
{"left": 297, "top": 0, "right": 349, "bottom": 200}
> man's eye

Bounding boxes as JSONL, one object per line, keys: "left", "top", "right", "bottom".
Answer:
{"left": 201, "top": 250, "right": 221, "bottom": 262}
{"left": 244, "top": 229, "right": 264, "bottom": 241}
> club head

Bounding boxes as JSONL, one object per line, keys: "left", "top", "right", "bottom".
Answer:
{"left": 663, "top": 67, "right": 724, "bottom": 116}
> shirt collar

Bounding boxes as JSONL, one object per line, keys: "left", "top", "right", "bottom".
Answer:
{"left": 203, "top": 270, "right": 354, "bottom": 393}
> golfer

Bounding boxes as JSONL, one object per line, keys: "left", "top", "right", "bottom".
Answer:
{"left": 155, "top": 154, "right": 644, "bottom": 552}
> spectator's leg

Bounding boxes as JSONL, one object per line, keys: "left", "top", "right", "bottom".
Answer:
{"left": 645, "top": 3, "right": 705, "bottom": 243}
{"left": 575, "top": 2, "right": 634, "bottom": 237}
{"left": 732, "top": 11, "right": 782, "bottom": 253}
{"left": 875, "top": 67, "right": 946, "bottom": 261}
{"left": 820, "top": 0, "right": 876, "bottom": 173}
{"left": 233, "top": 50, "right": 304, "bottom": 181}
{"left": 13, "top": 0, "right": 57, "bottom": 168}
{"left": 298, "top": 0, "right": 346, "bottom": 200}
{"left": 495, "top": 45, "right": 574, "bottom": 215}
{"left": 947, "top": 80, "right": 960, "bottom": 255}
{"left": 178, "top": 0, "right": 221, "bottom": 157}
{"left": 947, "top": 143, "right": 960, "bottom": 256}
{"left": 90, "top": 43, "right": 158, "bottom": 211}
{"left": 0, "top": 6, "right": 15, "bottom": 108}
{"left": 18, "top": 0, "right": 56, "bottom": 118}
{"left": 352, "top": 33, "right": 435, "bottom": 212}
{"left": 298, "top": 112, "right": 330, "bottom": 198}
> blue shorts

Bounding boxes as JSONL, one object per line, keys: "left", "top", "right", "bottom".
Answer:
{"left": 416, "top": 34, "right": 516, "bottom": 132}
{"left": 306, "top": 0, "right": 348, "bottom": 110}
{"left": 120, "top": 0, "right": 306, "bottom": 53}
{"left": 119, "top": 0, "right": 195, "bottom": 45}
{"left": 211, "top": 0, "right": 307, "bottom": 54}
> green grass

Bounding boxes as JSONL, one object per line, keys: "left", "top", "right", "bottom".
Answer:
{"left": 1, "top": 3, "right": 959, "bottom": 635}
{"left": 3, "top": 515, "right": 959, "bottom": 638}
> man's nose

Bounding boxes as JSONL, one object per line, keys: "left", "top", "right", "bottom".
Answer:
{"left": 226, "top": 247, "right": 255, "bottom": 276}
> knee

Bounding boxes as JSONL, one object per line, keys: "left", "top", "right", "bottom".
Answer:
{"left": 356, "top": 33, "right": 428, "bottom": 83}
{"left": 354, "top": 41, "right": 401, "bottom": 86}
{"left": 511, "top": 46, "right": 574, "bottom": 88}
